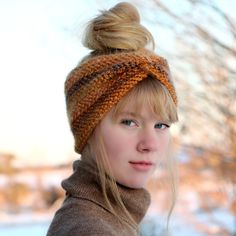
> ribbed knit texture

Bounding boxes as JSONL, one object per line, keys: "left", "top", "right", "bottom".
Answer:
{"left": 65, "top": 49, "right": 177, "bottom": 153}
{"left": 46, "top": 160, "right": 151, "bottom": 236}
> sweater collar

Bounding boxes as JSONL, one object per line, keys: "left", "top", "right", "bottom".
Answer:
{"left": 62, "top": 159, "right": 150, "bottom": 225}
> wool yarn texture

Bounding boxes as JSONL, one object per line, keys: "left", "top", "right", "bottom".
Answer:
{"left": 65, "top": 49, "right": 177, "bottom": 154}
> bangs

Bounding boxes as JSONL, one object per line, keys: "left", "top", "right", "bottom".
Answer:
{"left": 112, "top": 76, "right": 178, "bottom": 123}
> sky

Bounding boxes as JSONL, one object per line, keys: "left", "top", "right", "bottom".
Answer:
{"left": 0, "top": 0, "right": 235, "bottom": 166}
{"left": 0, "top": 0, "right": 138, "bottom": 166}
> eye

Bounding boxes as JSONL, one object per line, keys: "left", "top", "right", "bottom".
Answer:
{"left": 121, "top": 119, "right": 137, "bottom": 127}
{"left": 154, "top": 123, "right": 170, "bottom": 130}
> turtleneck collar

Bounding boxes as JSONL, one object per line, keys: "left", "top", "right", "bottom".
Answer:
{"left": 62, "top": 159, "right": 151, "bottom": 225}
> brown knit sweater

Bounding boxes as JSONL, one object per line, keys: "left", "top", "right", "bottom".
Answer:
{"left": 46, "top": 160, "right": 150, "bottom": 236}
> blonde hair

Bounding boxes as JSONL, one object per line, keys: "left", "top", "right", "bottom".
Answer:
{"left": 83, "top": 2, "right": 154, "bottom": 51}
{"left": 80, "top": 1, "right": 178, "bottom": 233}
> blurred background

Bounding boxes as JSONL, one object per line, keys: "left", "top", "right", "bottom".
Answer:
{"left": 0, "top": 0, "right": 235, "bottom": 235}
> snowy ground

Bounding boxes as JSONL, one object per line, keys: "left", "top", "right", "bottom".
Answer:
{"left": 141, "top": 209, "right": 235, "bottom": 236}
{"left": 0, "top": 209, "right": 234, "bottom": 236}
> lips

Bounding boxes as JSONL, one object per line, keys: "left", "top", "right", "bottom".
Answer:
{"left": 129, "top": 161, "right": 153, "bottom": 171}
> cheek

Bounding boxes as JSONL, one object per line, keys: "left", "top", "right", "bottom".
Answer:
{"left": 159, "top": 132, "right": 171, "bottom": 152}
{"left": 103, "top": 131, "right": 130, "bottom": 157}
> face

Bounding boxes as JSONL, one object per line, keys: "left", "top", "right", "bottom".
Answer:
{"left": 94, "top": 102, "right": 171, "bottom": 189}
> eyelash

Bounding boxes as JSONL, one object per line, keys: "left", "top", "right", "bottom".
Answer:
{"left": 121, "top": 119, "right": 137, "bottom": 127}
{"left": 154, "top": 123, "right": 170, "bottom": 129}
{"left": 121, "top": 119, "right": 170, "bottom": 129}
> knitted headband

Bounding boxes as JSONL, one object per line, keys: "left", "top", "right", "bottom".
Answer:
{"left": 65, "top": 49, "right": 177, "bottom": 154}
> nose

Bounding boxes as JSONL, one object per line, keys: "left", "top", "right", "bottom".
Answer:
{"left": 137, "top": 128, "right": 158, "bottom": 153}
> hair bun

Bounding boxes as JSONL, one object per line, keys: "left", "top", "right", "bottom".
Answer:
{"left": 83, "top": 2, "right": 154, "bottom": 51}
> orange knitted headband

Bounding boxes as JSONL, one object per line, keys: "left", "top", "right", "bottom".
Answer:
{"left": 65, "top": 49, "right": 177, "bottom": 154}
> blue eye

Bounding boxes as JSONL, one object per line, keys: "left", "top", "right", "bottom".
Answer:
{"left": 121, "top": 119, "right": 136, "bottom": 127}
{"left": 154, "top": 123, "right": 170, "bottom": 129}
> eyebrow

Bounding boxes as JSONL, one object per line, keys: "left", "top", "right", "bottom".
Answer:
{"left": 118, "top": 111, "right": 168, "bottom": 123}
{"left": 119, "top": 111, "right": 141, "bottom": 118}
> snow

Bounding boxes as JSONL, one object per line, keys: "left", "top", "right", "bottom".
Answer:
{"left": 0, "top": 209, "right": 234, "bottom": 236}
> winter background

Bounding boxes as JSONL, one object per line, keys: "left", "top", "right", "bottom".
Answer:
{"left": 0, "top": 0, "right": 235, "bottom": 235}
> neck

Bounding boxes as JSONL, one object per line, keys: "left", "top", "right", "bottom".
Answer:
{"left": 63, "top": 159, "right": 151, "bottom": 227}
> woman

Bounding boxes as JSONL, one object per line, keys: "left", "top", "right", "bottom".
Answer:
{"left": 47, "top": 2, "right": 178, "bottom": 235}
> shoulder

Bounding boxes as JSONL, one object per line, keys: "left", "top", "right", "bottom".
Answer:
{"left": 46, "top": 196, "right": 119, "bottom": 236}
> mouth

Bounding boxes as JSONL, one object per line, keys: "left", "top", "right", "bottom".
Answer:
{"left": 129, "top": 161, "right": 153, "bottom": 171}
